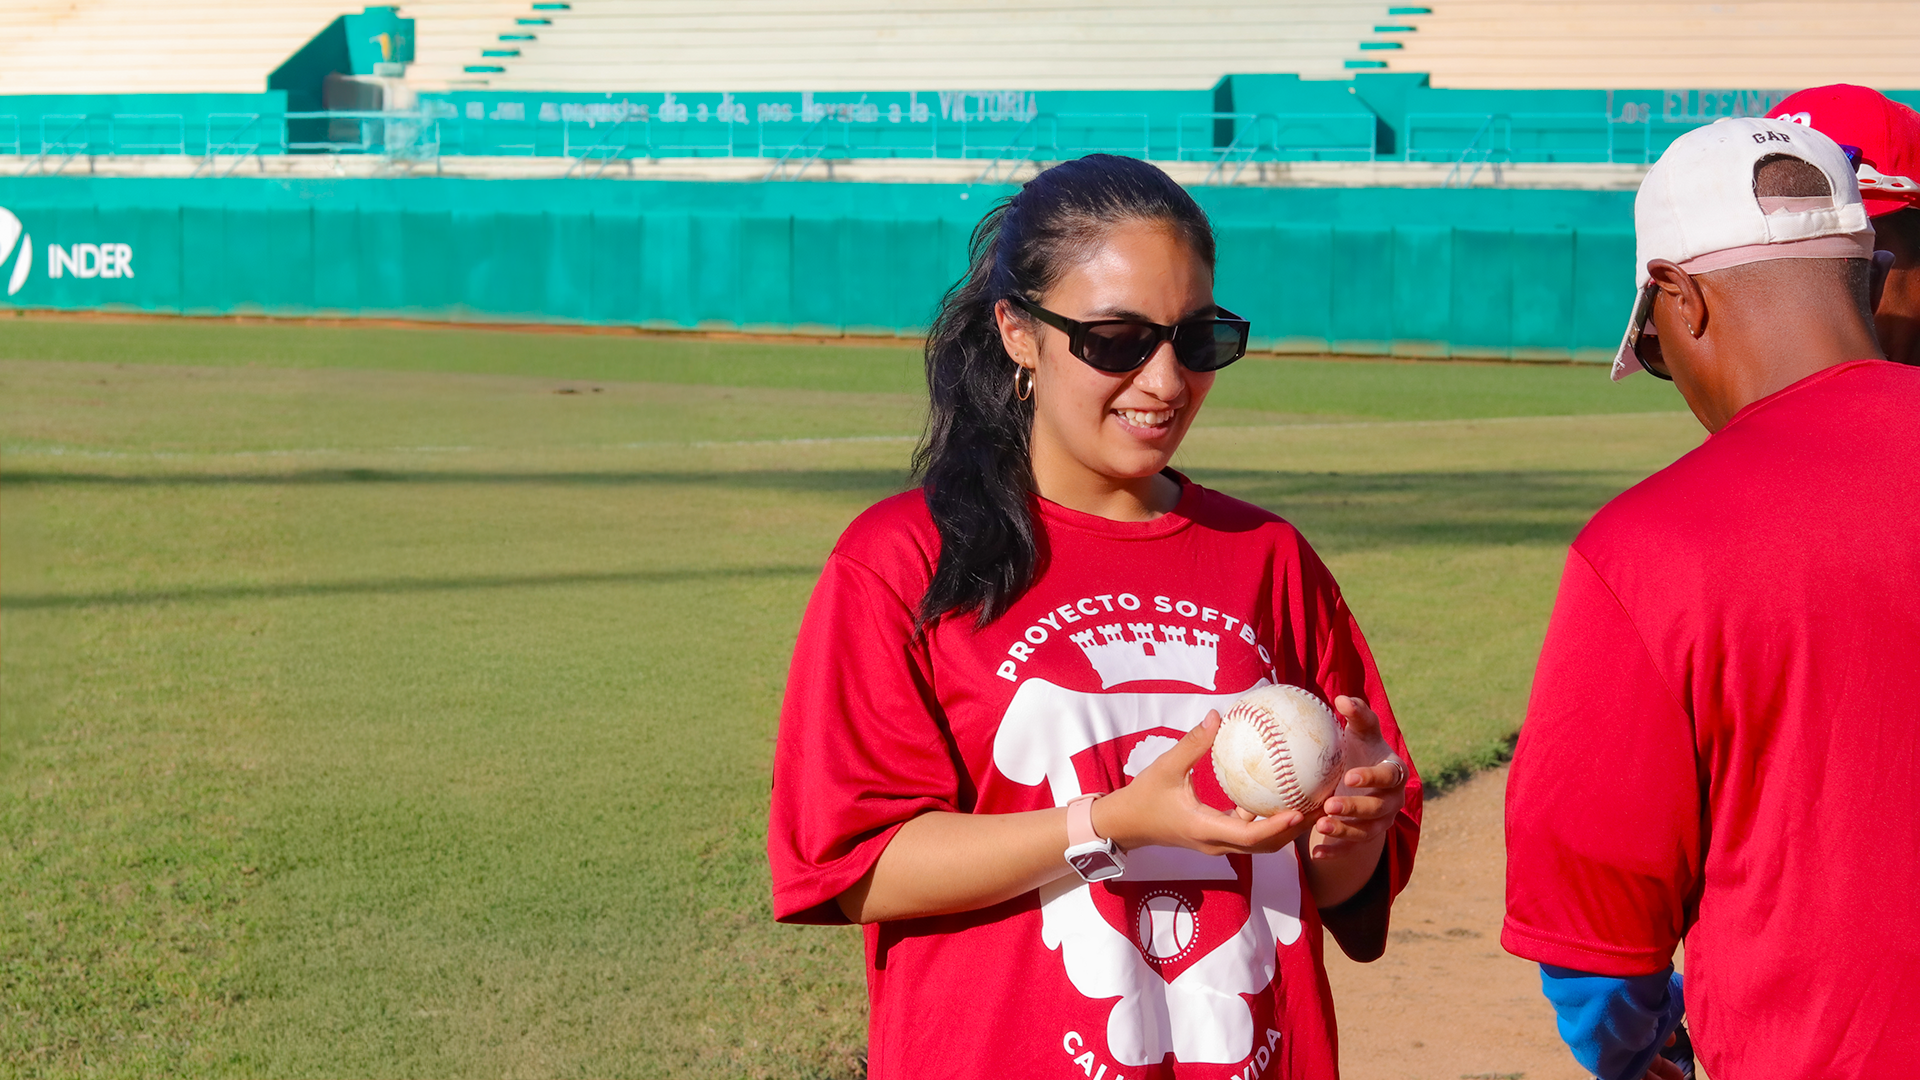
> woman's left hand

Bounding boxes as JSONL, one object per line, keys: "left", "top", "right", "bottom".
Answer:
{"left": 1309, "top": 695, "right": 1409, "bottom": 861}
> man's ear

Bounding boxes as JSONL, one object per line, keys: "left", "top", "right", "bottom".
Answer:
{"left": 993, "top": 298, "right": 1038, "bottom": 371}
{"left": 1646, "top": 259, "right": 1708, "bottom": 338}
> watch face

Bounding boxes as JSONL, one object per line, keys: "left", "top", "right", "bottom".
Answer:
{"left": 1070, "top": 850, "right": 1124, "bottom": 882}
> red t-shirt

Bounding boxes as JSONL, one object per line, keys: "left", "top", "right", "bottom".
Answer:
{"left": 769, "top": 479, "right": 1421, "bottom": 1080}
{"left": 1505, "top": 360, "right": 1920, "bottom": 1079}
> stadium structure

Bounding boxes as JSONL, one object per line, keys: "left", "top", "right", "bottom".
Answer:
{"left": 0, "top": 1, "right": 1914, "bottom": 358}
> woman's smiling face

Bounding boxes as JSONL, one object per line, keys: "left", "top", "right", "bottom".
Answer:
{"left": 997, "top": 218, "right": 1217, "bottom": 516}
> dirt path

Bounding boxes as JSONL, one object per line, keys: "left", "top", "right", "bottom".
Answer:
{"left": 1325, "top": 765, "right": 1586, "bottom": 1080}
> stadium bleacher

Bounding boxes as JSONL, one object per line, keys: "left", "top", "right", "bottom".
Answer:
{"left": 0, "top": 1, "right": 1409, "bottom": 96}
{"left": 7, "top": 1, "right": 1915, "bottom": 101}
{"left": 0, "top": 1, "right": 524, "bottom": 95}
{"left": 0, "top": 1, "right": 366, "bottom": 95}
{"left": 8, "top": 1, "right": 1912, "bottom": 172}
{"left": 427, "top": 0, "right": 1406, "bottom": 92}
{"left": 20, "top": 1, "right": 1914, "bottom": 100}
{"left": 1385, "top": 2, "right": 1920, "bottom": 91}
{"left": 398, "top": 1, "right": 547, "bottom": 91}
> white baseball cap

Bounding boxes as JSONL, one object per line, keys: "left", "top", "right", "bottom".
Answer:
{"left": 1613, "top": 116, "right": 1875, "bottom": 380}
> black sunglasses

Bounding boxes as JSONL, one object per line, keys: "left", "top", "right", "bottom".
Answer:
{"left": 1010, "top": 296, "right": 1251, "bottom": 373}
{"left": 1624, "top": 282, "right": 1675, "bottom": 382}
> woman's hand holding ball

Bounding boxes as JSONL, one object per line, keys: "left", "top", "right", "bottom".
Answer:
{"left": 1089, "top": 710, "right": 1319, "bottom": 858}
{"left": 1311, "top": 695, "right": 1409, "bottom": 861}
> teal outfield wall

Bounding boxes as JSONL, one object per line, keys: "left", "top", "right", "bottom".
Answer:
{"left": 0, "top": 177, "right": 1634, "bottom": 359}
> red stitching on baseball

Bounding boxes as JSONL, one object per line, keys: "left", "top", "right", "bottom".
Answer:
{"left": 1233, "top": 697, "right": 1307, "bottom": 813}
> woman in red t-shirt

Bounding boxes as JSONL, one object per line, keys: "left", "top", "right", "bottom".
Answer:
{"left": 769, "top": 155, "right": 1420, "bottom": 1080}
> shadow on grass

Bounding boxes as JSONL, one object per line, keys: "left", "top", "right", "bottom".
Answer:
{"left": 4, "top": 465, "right": 1642, "bottom": 553}
{"left": 0, "top": 467, "right": 912, "bottom": 495}
{"left": 1186, "top": 466, "right": 1638, "bottom": 553}
{"left": 2, "top": 564, "right": 822, "bottom": 612}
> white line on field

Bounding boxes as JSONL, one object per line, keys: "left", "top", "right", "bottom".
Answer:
{"left": 1194, "top": 410, "right": 1685, "bottom": 434}
{"left": 0, "top": 412, "right": 1685, "bottom": 462}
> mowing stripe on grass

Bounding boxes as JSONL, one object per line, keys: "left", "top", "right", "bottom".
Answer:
{"left": 1, "top": 317, "right": 1687, "bottom": 421}
{"left": 0, "top": 412, "right": 1686, "bottom": 463}
{"left": 1202, "top": 409, "right": 1684, "bottom": 433}
{"left": 2, "top": 564, "right": 826, "bottom": 612}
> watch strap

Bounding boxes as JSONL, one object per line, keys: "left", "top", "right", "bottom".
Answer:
{"left": 1067, "top": 794, "right": 1103, "bottom": 847}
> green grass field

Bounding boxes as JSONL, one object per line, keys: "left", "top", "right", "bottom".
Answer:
{"left": 0, "top": 317, "right": 1703, "bottom": 1078}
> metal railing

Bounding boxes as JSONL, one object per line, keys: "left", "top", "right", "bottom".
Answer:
{"left": 1179, "top": 112, "right": 1256, "bottom": 163}
{"left": 1409, "top": 111, "right": 1691, "bottom": 174}
{"left": 27, "top": 114, "right": 92, "bottom": 174}
{"left": 625, "top": 116, "right": 737, "bottom": 160}
{"left": 1039, "top": 113, "right": 1150, "bottom": 158}
{"left": 192, "top": 113, "right": 276, "bottom": 177}
{"left": 762, "top": 116, "right": 835, "bottom": 180}
{"left": 110, "top": 113, "right": 187, "bottom": 155}
{"left": 22, "top": 112, "right": 191, "bottom": 171}
{"left": 966, "top": 112, "right": 1151, "bottom": 182}
{"left": 761, "top": 117, "right": 940, "bottom": 165}
{"left": 562, "top": 116, "right": 637, "bottom": 177}
{"left": 285, "top": 110, "right": 432, "bottom": 156}
{"left": 1441, "top": 115, "right": 1504, "bottom": 187}
{"left": 0, "top": 107, "right": 1726, "bottom": 181}
{"left": 446, "top": 115, "right": 540, "bottom": 156}
{"left": 1176, "top": 112, "right": 1378, "bottom": 183}
{"left": 969, "top": 115, "right": 1048, "bottom": 183}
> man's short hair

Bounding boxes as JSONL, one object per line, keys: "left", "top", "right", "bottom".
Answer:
{"left": 1753, "top": 152, "right": 1833, "bottom": 199}
{"left": 1716, "top": 153, "right": 1875, "bottom": 319}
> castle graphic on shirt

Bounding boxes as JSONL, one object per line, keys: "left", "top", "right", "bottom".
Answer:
{"left": 993, "top": 677, "right": 1304, "bottom": 1068}
{"left": 1070, "top": 623, "right": 1221, "bottom": 690}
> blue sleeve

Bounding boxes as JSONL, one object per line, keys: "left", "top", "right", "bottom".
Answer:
{"left": 1538, "top": 964, "right": 1685, "bottom": 1080}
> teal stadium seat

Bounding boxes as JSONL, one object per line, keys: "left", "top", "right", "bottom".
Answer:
{"left": 1384, "top": 2, "right": 1919, "bottom": 92}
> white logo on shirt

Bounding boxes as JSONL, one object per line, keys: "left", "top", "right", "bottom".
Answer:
{"left": 1137, "top": 893, "right": 1197, "bottom": 959}
{"left": 1123, "top": 737, "right": 1178, "bottom": 777}
{"left": 1070, "top": 623, "right": 1220, "bottom": 690}
{"left": 995, "top": 591, "right": 1272, "bottom": 684}
{"left": 993, "top": 677, "right": 1303, "bottom": 1067}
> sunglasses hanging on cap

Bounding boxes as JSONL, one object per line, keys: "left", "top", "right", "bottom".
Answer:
{"left": 1840, "top": 143, "right": 1920, "bottom": 204}
{"left": 1010, "top": 296, "right": 1252, "bottom": 374}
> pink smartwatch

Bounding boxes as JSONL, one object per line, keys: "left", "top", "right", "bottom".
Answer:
{"left": 1064, "top": 793, "right": 1126, "bottom": 883}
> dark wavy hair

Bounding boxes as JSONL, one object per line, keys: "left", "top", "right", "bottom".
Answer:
{"left": 912, "top": 154, "right": 1216, "bottom": 628}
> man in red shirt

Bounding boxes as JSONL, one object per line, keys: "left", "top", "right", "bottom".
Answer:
{"left": 1504, "top": 116, "right": 1920, "bottom": 1080}
{"left": 1772, "top": 84, "right": 1920, "bottom": 365}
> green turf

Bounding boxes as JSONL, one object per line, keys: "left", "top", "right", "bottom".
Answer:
{"left": 0, "top": 315, "right": 1683, "bottom": 421}
{"left": 0, "top": 317, "right": 1703, "bottom": 1078}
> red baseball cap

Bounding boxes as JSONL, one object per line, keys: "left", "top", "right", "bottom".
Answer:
{"left": 1772, "top": 84, "right": 1920, "bottom": 217}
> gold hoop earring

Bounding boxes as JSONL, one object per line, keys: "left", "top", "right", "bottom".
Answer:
{"left": 1014, "top": 367, "right": 1034, "bottom": 402}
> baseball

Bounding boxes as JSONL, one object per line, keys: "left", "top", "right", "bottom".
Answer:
{"left": 1212, "top": 684, "right": 1345, "bottom": 818}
